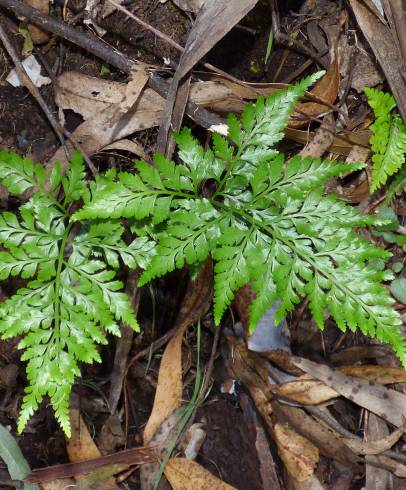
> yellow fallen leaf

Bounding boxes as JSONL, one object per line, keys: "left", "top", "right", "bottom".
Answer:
{"left": 164, "top": 457, "right": 236, "bottom": 489}
{"left": 274, "top": 423, "right": 319, "bottom": 482}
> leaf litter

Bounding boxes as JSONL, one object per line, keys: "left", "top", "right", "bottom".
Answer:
{"left": 0, "top": 0, "right": 405, "bottom": 489}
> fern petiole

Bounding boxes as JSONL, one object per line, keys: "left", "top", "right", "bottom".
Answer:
{"left": 53, "top": 221, "right": 74, "bottom": 353}
{"left": 212, "top": 145, "right": 245, "bottom": 200}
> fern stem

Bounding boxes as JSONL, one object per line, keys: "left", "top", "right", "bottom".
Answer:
{"left": 54, "top": 221, "right": 74, "bottom": 352}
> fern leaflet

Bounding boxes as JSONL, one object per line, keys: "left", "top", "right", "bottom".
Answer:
{"left": 365, "top": 87, "right": 406, "bottom": 192}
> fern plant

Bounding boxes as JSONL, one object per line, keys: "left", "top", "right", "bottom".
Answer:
{"left": 75, "top": 72, "right": 405, "bottom": 367}
{"left": 1, "top": 74, "right": 405, "bottom": 437}
{"left": 365, "top": 87, "right": 406, "bottom": 194}
{"left": 0, "top": 152, "right": 154, "bottom": 436}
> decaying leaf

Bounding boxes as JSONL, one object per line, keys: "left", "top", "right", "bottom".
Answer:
{"left": 339, "top": 365, "right": 406, "bottom": 385}
{"left": 271, "top": 401, "right": 362, "bottom": 471}
{"left": 277, "top": 364, "right": 406, "bottom": 405}
{"left": 273, "top": 423, "right": 319, "bottom": 482}
{"left": 289, "top": 58, "right": 339, "bottom": 128}
{"left": 292, "top": 357, "right": 406, "bottom": 427}
{"left": 66, "top": 409, "right": 121, "bottom": 490}
{"left": 366, "top": 454, "right": 406, "bottom": 478}
{"left": 365, "top": 413, "right": 391, "bottom": 489}
{"left": 164, "top": 0, "right": 205, "bottom": 13}
{"left": 343, "top": 423, "right": 404, "bottom": 455}
{"left": 143, "top": 323, "right": 187, "bottom": 445}
{"left": 275, "top": 377, "right": 339, "bottom": 405}
{"left": 164, "top": 457, "right": 236, "bottom": 489}
{"left": 100, "top": 139, "right": 151, "bottom": 162}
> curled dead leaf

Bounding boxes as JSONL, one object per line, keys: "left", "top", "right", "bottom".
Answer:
{"left": 343, "top": 423, "right": 405, "bottom": 455}
{"left": 275, "top": 378, "right": 339, "bottom": 405}
{"left": 273, "top": 423, "right": 319, "bottom": 482}
{"left": 289, "top": 59, "right": 339, "bottom": 128}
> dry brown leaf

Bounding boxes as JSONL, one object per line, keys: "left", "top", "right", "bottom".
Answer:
{"left": 292, "top": 357, "right": 406, "bottom": 427}
{"left": 66, "top": 409, "right": 102, "bottom": 462}
{"left": 299, "top": 113, "right": 336, "bottom": 158}
{"left": 164, "top": 457, "right": 236, "bottom": 490}
{"left": 41, "top": 479, "right": 75, "bottom": 489}
{"left": 50, "top": 71, "right": 163, "bottom": 174}
{"left": 289, "top": 58, "right": 339, "bottom": 128}
{"left": 275, "top": 378, "right": 338, "bottom": 405}
{"left": 365, "top": 413, "right": 391, "bottom": 489}
{"left": 367, "top": 454, "right": 406, "bottom": 478}
{"left": 156, "top": 0, "right": 258, "bottom": 155}
{"left": 25, "top": 0, "right": 49, "bottom": 43}
{"left": 343, "top": 423, "right": 404, "bottom": 455}
{"left": 271, "top": 401, "right": 361, "bottom": 471}
{"left": 100, "top": 139, "right": 151, "bottom": 162}
{"left": 277, "top": 364, "right": 406, "bottom": 405}
{"left": 66, "top": 409, "right": 119, "bottom": 490}
{"left": 349, "top": 0, "right": 406, "bottom": 125}
{"left": 273, "top": 423, "right": 319, "bottom": 482}
{"left": 339, "top": 365, "right": 406, "bottom": 385}
{"left": 286, "top": 127, "right": 370, "bottom": 156}
{"left": 143, "top": 323, "right": 187, "bottom": 444}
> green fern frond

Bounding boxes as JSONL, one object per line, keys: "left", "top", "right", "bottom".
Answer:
{"left": 75, "top": 74, "right": 405, "bottom": 367}
{"left": 0, "top": 152, "right": 155, "bottom": 436}
{"left": 385, "top": 165, "right": 406, "bottom": 204}
{"left": 365, "top": 87, "right": 406, "bottom": 192}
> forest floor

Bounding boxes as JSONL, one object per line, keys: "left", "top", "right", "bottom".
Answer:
{"left": 0, "top": 0, "right": 405, "bottom": 489}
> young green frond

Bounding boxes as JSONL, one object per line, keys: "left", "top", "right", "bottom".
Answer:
{"left": 0, "top": 152, "right": 154, "bottom": 435}
{"left": 365, "top": 87, "right": 406, "bottom": 192}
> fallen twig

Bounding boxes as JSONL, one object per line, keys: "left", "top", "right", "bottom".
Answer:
{"left": 24, "top": 446, "right": 158, "bottom": 483}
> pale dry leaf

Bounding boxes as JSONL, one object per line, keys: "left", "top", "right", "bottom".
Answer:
{"left": 339, "top": 365, "right": 406, "bottom": 385}
{"left": 365, "top": 413, "right": 391, "bottom": 490}
{"left": 66, "top": 409, "right": 118, "bottom": 490}
{"left": 164, "top": 457, "right": 236, "bottom": 490}
{"left": 273, "top": 423, "right": 319, "bottom": 482}
{"left": 271, "top": 401, "right": 362, "bottom": 470}
{"left": 343, "top": 423, "right": 404, "bottom": 455}
{"left": 41, "top": 478, "right": 75, "bottom": 489}
{"left": 275, "top": 377, "right": 339, "bottom": 405}
{"left": 101, "top": 139, "right": 151, "bottom": 162}
{"left": 292, "top": 357, "right": 406, "bottom": 427}
{"left": 288, "top": 474, "right": 327, "bottom": 490}
{"left": 143, "top": 324, "right": 188, "bottom": 444}
{"left": 367, "top": 454, "right": 406, "bottom": 478}
{"left": 182, "top": 423, "right": 206, "bottom": 460}
{"left": 277, "top": 364, "right": 406, "bottom": 405}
